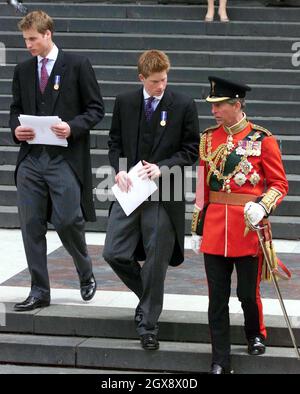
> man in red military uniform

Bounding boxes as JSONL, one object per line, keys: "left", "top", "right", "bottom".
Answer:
{"left": 191, "top": 76, "right": 288, "bottom": 374}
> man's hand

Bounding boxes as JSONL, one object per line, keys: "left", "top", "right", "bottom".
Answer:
{"left": 138, "top": 160, "right": 161, "bottom": 180}
{"left": 51, "top": 121, "right": 71, "bottom": 139}
{"left": 115, "top": 171, "right": 133, "bottom": 193}
{"left": 191, "top": 234, "right": 202, "bottom": 255}
{"left": 244, "top": 201, "right": 265, "bottom": 227}
{"left": 14, "top": 126, "right": 35, "bottom": 142}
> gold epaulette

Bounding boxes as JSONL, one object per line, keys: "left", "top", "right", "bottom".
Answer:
{"left": 202, "top": 124, "right": 219, "bottom": 134}
{"left": 252, "top": 124, "right": 273, "bottom": 136}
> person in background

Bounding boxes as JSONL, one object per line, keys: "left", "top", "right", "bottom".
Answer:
{"left": 205, "top": 0, "right": 229, "bottom": 22}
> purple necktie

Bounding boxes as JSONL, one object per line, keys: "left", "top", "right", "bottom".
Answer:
{"left": 144, "top": 96, "right": 155, "bottom": 122}
{"left": 40, "top": 58, "right": 49, "bottom": 94}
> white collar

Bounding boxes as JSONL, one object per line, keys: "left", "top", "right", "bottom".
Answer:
{"left": 37, "top": 44, "right": 59, "bottom": 63}
{"left": 143, "top": 88, "right": 164, "bottom": 101}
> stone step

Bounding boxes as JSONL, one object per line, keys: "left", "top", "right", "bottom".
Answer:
{"left": 1, "top": 49, "right": 297, "bottom": 72}
{"left": 2, "top": 33, "right": 297, "bottom": 55}
{"left": 0, "top": 305, "right": 299, "bottom": 373}
{"left": 268, "top": 215, "right": 300, "bottom": 240}
{"left": 0, "top": 165, "right": 14, "bottom": 186}
{"left": 1, "top": 64, "right": 300, "bottom": 86}
{"left": 1, "top": 304, "right": 300, "bottom": 348}
{"left": 3, "top": 3, "right": 300, "bottom": 22}
{"left": 278, "top": 136, "right": 300, "bottom": 155}
{"left": 2, "top": 16, "right": 300, "bottom": 37}
{"left": 2, "top": 95, "right": 300, "bottom": 118}
{"left": 0, "top": 364, "right": 131, "bottom": 374}
{"left": 287, "top": 175, "right": 300, "bottom": 196}
{"left": 2, "top": 78, "right": 300, "bottom": 103}
{"left": 3, "top": 94, "right": 300, "bottom": 119}
{"left": 1, "top": 331, "right": 299, "bottom": 374}
{"left": 0, "top": 129, "right": 13, "bottom": 146}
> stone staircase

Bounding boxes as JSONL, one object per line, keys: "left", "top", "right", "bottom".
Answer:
{"left": 0, "top": 303, "right": 299, "bottom": 373}
{"left": 0, "top": 0, "right": 300, "bottom": 238}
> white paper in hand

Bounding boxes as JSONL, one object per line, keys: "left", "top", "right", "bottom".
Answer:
{"left": 112, "top": 161, "right": 158, "bottom": 216}
{"left": 18, "top": 115, "right": 68, "bottom": 147}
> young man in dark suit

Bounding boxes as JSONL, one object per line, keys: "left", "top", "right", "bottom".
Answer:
{"left": 9, "top": 11, "right": 105, "bottom": 311}
{"left": 103, "top": 50, "right": 199, "bottom": 350}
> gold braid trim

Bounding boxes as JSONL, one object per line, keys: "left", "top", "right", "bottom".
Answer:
{"left": 202, "top": 124, "right": 219, "bottom": 134}
{"left": 199, "top": 132, "right": 227, "bottom": 185}
{"left": 251, "top": 124, "right": 272, "bottom": 136}
{"left": 191, "top": 205, "right": 201, "bottom": 234}
{"left": 259, "top": 187, "right": 282, "bottom": 214}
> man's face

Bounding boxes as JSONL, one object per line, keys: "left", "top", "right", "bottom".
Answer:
{"left": 211, "top": 101, "right": 242, "bottom": 126}
{"left": 139, "top": 71, "right": 168, "bottom": 97}
{"left": 22, "top": 28, "right": 52, "bottom": 57}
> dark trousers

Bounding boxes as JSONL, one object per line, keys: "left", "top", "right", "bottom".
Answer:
{"left": 103, "top": 201, "right": 175, "bottom": 336}
{"left": 17, "top": 150, "right": 93, "bottom": 299}
{"left": 204, "top": 253, "right": 265, "bottom": 369}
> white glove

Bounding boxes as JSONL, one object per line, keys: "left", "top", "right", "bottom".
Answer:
{"left": 244, "top": 201, "right": 265, "bottom": 226}
{"left": 191, "top": 234, "right": 202, "bottom": 255}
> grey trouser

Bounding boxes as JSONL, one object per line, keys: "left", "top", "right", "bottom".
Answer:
{"left": 17, "top": 150, "right": 92, "bottom": 299}
{"left": 103, "top": 201, "right": 175, "bottom": 335}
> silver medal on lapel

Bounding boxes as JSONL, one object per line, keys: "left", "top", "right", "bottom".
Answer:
{"left": 54, "top": 75, "right": 60, "bottom": 91}
{"left": 160, "top": 111, "right": 167, "bottom": 126}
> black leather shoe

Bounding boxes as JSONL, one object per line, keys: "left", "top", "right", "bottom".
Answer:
{"left": 14, "top": 296, "right": 50, "bottom": 312}
{"left": 210, "top": 363, "right": 226, "bottom": 374}
{"left": 80, "top": 274, "right": 97, "bottom": 301}
{"left": 140, "top": 334, "right": 159, "bottom": 350}
{"left": 248, "top": 336, "right": 266, "bottom": 355}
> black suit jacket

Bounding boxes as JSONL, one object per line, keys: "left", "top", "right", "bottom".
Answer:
{"left": 9, "top": 50, "right": 105, "bottom": 221}
{"left": 108, "top": 87, "right": 200, "bottom": 266}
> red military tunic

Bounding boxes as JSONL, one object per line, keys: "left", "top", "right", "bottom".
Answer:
{"left": 193, "top": 120, "right": 288, "bottom": 258}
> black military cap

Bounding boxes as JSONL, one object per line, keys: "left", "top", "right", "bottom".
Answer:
{"left": 206, "top": 76, "right": 251, "bottom": 103}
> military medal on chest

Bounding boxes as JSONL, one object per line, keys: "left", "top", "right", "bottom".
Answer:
{"left": 239, "top": 159, "right": 253, "bottom": 175}
{"left": 249, "top": 171, "right": 260, "bottom": 186}
{"left": 236, "top": 139, "right": 261, "bottom": 156}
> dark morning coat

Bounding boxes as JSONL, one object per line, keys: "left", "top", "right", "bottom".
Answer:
{"left": 108, "top": 87, "right": 200, "bottom": 266}
{"left": 9, "top": 50, "right": 105, "bottom": 221}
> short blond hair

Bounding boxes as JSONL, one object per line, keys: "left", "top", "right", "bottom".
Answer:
{"left": 138, "top": 50, "right": 170, "bottom": 78}
{"left": 18, "top": 10, "right": 54, "bottom": 35}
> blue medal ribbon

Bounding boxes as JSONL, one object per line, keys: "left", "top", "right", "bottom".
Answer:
{"left": 54, "top": 75, "right": 60, "bottom": 90}
{"left": 160, "top": 111, "right": 167, "bottom": 126}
